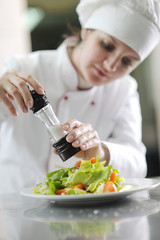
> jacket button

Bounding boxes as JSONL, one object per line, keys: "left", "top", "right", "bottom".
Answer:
{"left": 64, "top": 96, "right": 68, "bottom": 100}
{"left": 91, "top": 101, "right": 95, "bottom": 105}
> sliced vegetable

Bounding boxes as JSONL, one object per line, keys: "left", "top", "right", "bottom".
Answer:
{"left": 55, "top": 184, "right": 84, "bottom": 195}
{"left": 70, "top": 184, "right": 84, "bottom": 190}
{"left": 103, "top": 181, "right": 117, "bottom": 193}
{"left": 90, "top": 157, "right": 97, "bottom": 164}
{"left": 55, "top": 188, "right": 66, "bottom": 195}
{"left": 110, "top": 172, "right": 116, "bottom": 183}
{"left": 74, "top": 160, "right": 82, "bottom": 168}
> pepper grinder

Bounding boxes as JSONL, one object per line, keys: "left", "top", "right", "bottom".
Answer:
{"left": 30, "top": 90, "right": 80, "bottom": 161}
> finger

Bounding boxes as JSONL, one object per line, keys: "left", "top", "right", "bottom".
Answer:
{"left": 62, "top": 119, "right": 82, "bottom": 131}
{"left": 80, "top": 137, "right": 100, "bottom": 150}
{"left": 66, "top": 123, "right": 92, "bottom": 142}
{"left": 72, "top": 130, "right": 97, "bottom": 147}
{"left": 8, "top": 94, "right": 14, "bottom": 100}
{"left": 15, "top": 71, "right": 44, "bottom": 94}
{"left": 0, "top": 90, "right": 18, "bottom": 116}
{"left": 4, "top": 81, "right": 29, "bottom": 112}
{"left": 11, "top": 90, "right": 28, "bottom": 113}
{"left": 9, "top": 75, "right": 33, "bottom": 108}
{"left": 53, "top": 148, "right": 59, "bottom": 155}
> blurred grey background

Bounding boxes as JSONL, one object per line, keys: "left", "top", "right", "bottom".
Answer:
{"left": 0, "top": 0, "right": 160, "bottom": 177}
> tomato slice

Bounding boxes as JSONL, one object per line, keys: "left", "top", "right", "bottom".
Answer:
{"left": 103, "top": 181, "right": 117, "bottom": 193}
{"left": 55, "top": 189, "right": 66, "bottom": 195}
{"left": 90, "top": 157, "right": 97, "bottom": 164}
{"left": 74, "top": 160, "right": 82, "bottom": 168}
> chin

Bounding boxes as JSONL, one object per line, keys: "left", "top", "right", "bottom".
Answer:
{"left": 89, "top": 76, "right": 108, "bottom": 86}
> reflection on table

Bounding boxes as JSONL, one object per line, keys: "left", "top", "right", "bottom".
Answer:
{"left": 0, "top": 180, "right": 160, "bottom": 240}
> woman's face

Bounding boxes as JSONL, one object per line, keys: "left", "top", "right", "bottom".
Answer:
{"left": 73, "top": 29, "right": 140, "bottom": 86}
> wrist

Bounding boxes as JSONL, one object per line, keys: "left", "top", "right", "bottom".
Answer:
{"left": 98, "top": 143, "right": 110, "bottom": 166}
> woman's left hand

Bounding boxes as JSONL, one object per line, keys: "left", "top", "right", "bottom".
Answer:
{"left": 61, "top": 118, "right": 110, "bottom": 162}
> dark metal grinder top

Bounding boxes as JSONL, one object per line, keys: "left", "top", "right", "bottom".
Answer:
{"left": 30, "top": 90, "right": 49, "bottom": 113}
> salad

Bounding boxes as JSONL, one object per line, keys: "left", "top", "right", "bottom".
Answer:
{"left": 33, "top": 157, "right": 125, "bottom": 195}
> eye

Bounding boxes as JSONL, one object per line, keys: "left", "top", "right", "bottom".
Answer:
{"left": 102, "top": 41, "right": 115, "bottom": 52}
{"left": 122, "top": 57, "right": 132, "bottom": 66}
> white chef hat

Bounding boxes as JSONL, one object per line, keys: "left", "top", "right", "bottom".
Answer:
{"left": 76, "top": 0, "right": 160, "bottom": 61}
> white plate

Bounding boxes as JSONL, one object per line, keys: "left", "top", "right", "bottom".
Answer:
{"left": 20, "top": 178, "right": 160, "bottom": 206}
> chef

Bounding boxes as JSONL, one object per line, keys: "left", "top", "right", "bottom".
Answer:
{"left": 0, "top": 0, "right": 160, "bottom": 193}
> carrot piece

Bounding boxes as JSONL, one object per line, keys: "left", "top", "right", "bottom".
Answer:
{"left": 110, "top": 172, "right": 116, "bottom": 183}
{"left": 55, "top": 189, "right": 66, "bottom": 195}
{"left": 70, "top": 184, "right": 84, "bottom": 190}
{"left": 103, "top": 181, "right": 117, "bottom": 193}
{"left": 55, "top": 184, "right": 84, "bottom": 195}
{"left": 90, "top": 157, "right": 97, "bottom": 164}
{"left": 74, "top": 160, "right": 82, "bottom": 168}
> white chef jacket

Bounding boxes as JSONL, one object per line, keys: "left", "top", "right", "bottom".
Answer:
{"left": 0, "top": 40, "right": 147, "bottom": 193}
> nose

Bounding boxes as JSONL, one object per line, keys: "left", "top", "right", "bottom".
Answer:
{"left": 103, "top": 55, "right": 119, "bottom": 72}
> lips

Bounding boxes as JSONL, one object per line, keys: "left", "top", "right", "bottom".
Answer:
{"left": 94, "top": 66, "right": 108, "bottom": 78}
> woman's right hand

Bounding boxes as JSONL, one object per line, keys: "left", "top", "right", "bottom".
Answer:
{"left": 0, "top": 70, "right": 44, "bottom": 116}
